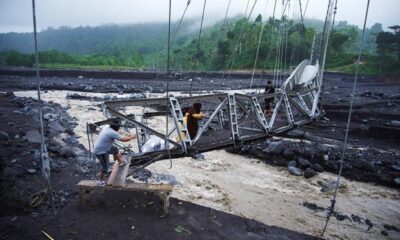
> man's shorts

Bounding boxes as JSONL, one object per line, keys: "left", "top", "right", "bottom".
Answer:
{"left": 96, "top": 146, "right": 118, "bottom": 174}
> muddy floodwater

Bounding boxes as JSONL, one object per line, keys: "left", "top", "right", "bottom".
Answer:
{"left": 15, "top": 90, "right": 400, "bottom": 240}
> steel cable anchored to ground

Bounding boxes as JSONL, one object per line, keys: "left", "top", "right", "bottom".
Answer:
{"left": 321, "top": 0, "right": 371, "bottom": 236}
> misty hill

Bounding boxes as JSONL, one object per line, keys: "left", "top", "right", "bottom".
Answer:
{"left": 0, "top": 17, "right": 383, "bottom": 55}
{"left": 0, "top": 23, "right": 175, "bottom": 55}
{"left": 0, "top": 16, "right": 397, "bottom": 74}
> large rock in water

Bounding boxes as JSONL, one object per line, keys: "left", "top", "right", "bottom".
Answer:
{"left": 288, "top": 166, "right": 303, "bottom": 176}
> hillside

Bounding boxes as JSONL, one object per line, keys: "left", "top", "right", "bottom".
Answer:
{"left": 0, "top": 17, "right": 398, "bottom": 74}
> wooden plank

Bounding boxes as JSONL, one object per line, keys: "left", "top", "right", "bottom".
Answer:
{"left": 124, "top": 182, "right": 173, "bottom": 192}
{"left": 77, "top": 180, "right": 173, "bottom": 192}
{"left": 77, "top": 179, "right": 174, "bottom": 191}
{"left": 77, "top": 180, "right": 99, "bottom": 188}
{"left": 107, "top": 155, "right": 131, "bottom": 187}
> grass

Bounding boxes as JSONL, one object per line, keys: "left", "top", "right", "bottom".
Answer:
{"left": 328, "top": 63, "right": 381, "bottom": 75}
{"left": 39, "top": 63, "right": 143, "bottom": 71}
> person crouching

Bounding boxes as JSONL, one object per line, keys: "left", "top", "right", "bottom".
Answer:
{"left": 93, "top": 120, "right": 136, "bottom": 184}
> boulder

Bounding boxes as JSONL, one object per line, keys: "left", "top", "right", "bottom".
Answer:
{"left": 59, "top": 146, "right": 75, "bottom": 158}
{"left": 264, "top": 141, "right": 285, "bottom": 155}
{"left": 395, "top": 177, "right": 400, "bottom": 185}
{"left": 287, "top": 130, "right": 305, "bottom": 138}
{"left": 287, "top": 160, "right": 297, "bottom": 167}
{"left": 26, "top": 168, "right": 37, "bottom": 174}
{"left": 282, "top": 148, "right": 295, "bottom": 159}
{"left": 192, "top": 153, "right": 205, "bottom": 161}
{"left": 303, "top": 147, "right": 316, "bottom": 160}
{"left": 273, "top": 156, "right": 288, "bottom": 166}
{"left": 84, "top": 86, "right": 94, "bottom": 91}
{"left": 129, "top": 93, "right": 146, "bottom": 99}
{"left": 0, "top": 131, "right": 10, "bottom": 141}
{"left": 359, "top": 160, "right": 375, "bottom": 172}
{"left": 62, "top": 136, "right": 79, "bottom": 145}
{"left": 391, "top": 164, "right": 400, "bottom": 171}
{"left": 288, "top": 166, "right": 303, "bottom": 176}
{"left": 316, "top": 144, "right": 329, "bottom": 154}
{"left": 24, "top": 130, "right": 42, "bottom": 144}
{"left": 298, "top": 157, "right": 311, "bottom": 169}
{"left": 312, "top": 163, "right": 324, "bottom": 172}
{"left": 388, "top": 120, "right": 400, "bottom": 127}
{"left": 304, "top": 168, "right": 318, "bottom": 178}
{"left": 51, "top": 160, "right": 62, "bottom": 172}
{"left": 130, "top": 168, "right": 152, "bottom": 182}
{"left": 48, "top": 121, "right": 66, "bottom": 133}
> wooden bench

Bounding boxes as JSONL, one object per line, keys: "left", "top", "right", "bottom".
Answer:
{"left": 77, "top": 156, "right": 174, "bottom": 215}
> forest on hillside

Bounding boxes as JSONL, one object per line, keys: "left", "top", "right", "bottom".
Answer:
{"left": 0, "top": 16, "right": 399, "bottom": 75}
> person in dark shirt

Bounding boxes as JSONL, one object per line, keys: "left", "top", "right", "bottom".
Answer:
{"left": 264, "top": 80, "right": 275, "bottom": 116}
{"left": 185, "top": 103, "right": 206, "bottom": 139}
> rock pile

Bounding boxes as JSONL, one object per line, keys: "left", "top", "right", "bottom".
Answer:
{"left": 0, "top": 92, "right": 95, "bottom": 215}
{"left": 238, "top": 137, "right": 400, "bottom": 187}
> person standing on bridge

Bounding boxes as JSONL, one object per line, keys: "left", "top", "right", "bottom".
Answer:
{"left": 185, "top": 103, "right": 206, "bottom": 139}
{"left": 264, "top": 80, "right": 275, "bottom": 116}
{"left": 93, "top": 120, "right": 136, "bottom": 183}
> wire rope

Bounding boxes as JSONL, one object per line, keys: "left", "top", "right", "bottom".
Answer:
{"left": 321, "top": 0, "right": 370, "bottom": 236}
{"left": 171, "top": 0, "right": 192, "bottom": 45}
{"left": 249, "top": 0, "right": 270, "bottom": 90}
{"left": 165, "top": 0, "right": 173, "bottom": 169}
{"left": 31, "top": 0, "right": 56, "bottom": 220}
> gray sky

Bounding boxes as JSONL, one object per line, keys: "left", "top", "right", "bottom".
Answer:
{"left": 0, "top": 0, "right": 399, "bottom": 33}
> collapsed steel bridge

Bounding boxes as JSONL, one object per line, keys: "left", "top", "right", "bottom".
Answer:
{"left": 88, "top": 59, "right": 325, "bottom": 170}
{"left": 88, "top": 0, "right": 336, "bottom": 170}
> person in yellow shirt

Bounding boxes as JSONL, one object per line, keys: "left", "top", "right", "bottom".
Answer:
{"left": 185, "top": 103, "right": 206, "bottom": 139}
{"left": 177, "top": 103, "right": 206, "bottom": 141}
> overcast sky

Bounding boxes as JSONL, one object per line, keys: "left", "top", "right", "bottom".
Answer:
{"left": 0, "top": 0, "right": 399, "bottom": 33}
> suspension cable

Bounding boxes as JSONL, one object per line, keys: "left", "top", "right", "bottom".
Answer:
{"left": 249, "top": 0, "right": 270, "bottom": 90}
{"left": 255, "top": 0, "right": 278, "bottom": 93}
{"left": 171, "top": 0, "right": 192, "bottom": 45}
{"left": 303, "top": 0, "right": 310, "bottom": 17}
{"left": 331, "top": 0, "right": 338, "bottom": 30}
{"left": 283, "top": 0, "right": 291, "bottom": 79}
{"left": 189, "top": 0, "right": 207, "bottom": 96}
{"left": 165, "top": 0, "right": 173, "bottom": 168}
{"left": 244, "top": 0, "right": 252, "bottom": 19}
{"left": 197, "top": 0, "right": 207, "bottom": 53}
{"left": 272, "top": 0, "right": 289, "bottom": 88}
{"left": 192, "top": 0, "right": 232, "bottom": 90}
{"left": 321, "top": 0, "right": 370, "bottom": 236}
{"left": 298, "top": 0, "right": 304, "bottom": 24}
{"left": 221, "top": 0, "right": 258, "bottom": 82}
{"left": 31, "top": 0, "right": 56, "bottom": 220}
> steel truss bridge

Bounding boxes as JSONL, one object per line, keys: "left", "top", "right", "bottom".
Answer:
{"left": 88, "top": 0, "right": 336, "bottom": 170}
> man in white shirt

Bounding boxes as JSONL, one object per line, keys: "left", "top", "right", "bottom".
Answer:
{"left": 93, "top": 120, "right": 136, "bottom": 182}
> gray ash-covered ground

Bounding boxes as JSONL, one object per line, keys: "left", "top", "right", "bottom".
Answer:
{"left": 0, "top": 70, "right": 399, "bottom": 239}
{"left": 0, "top": 72, "right": 258, "bottom": 93}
